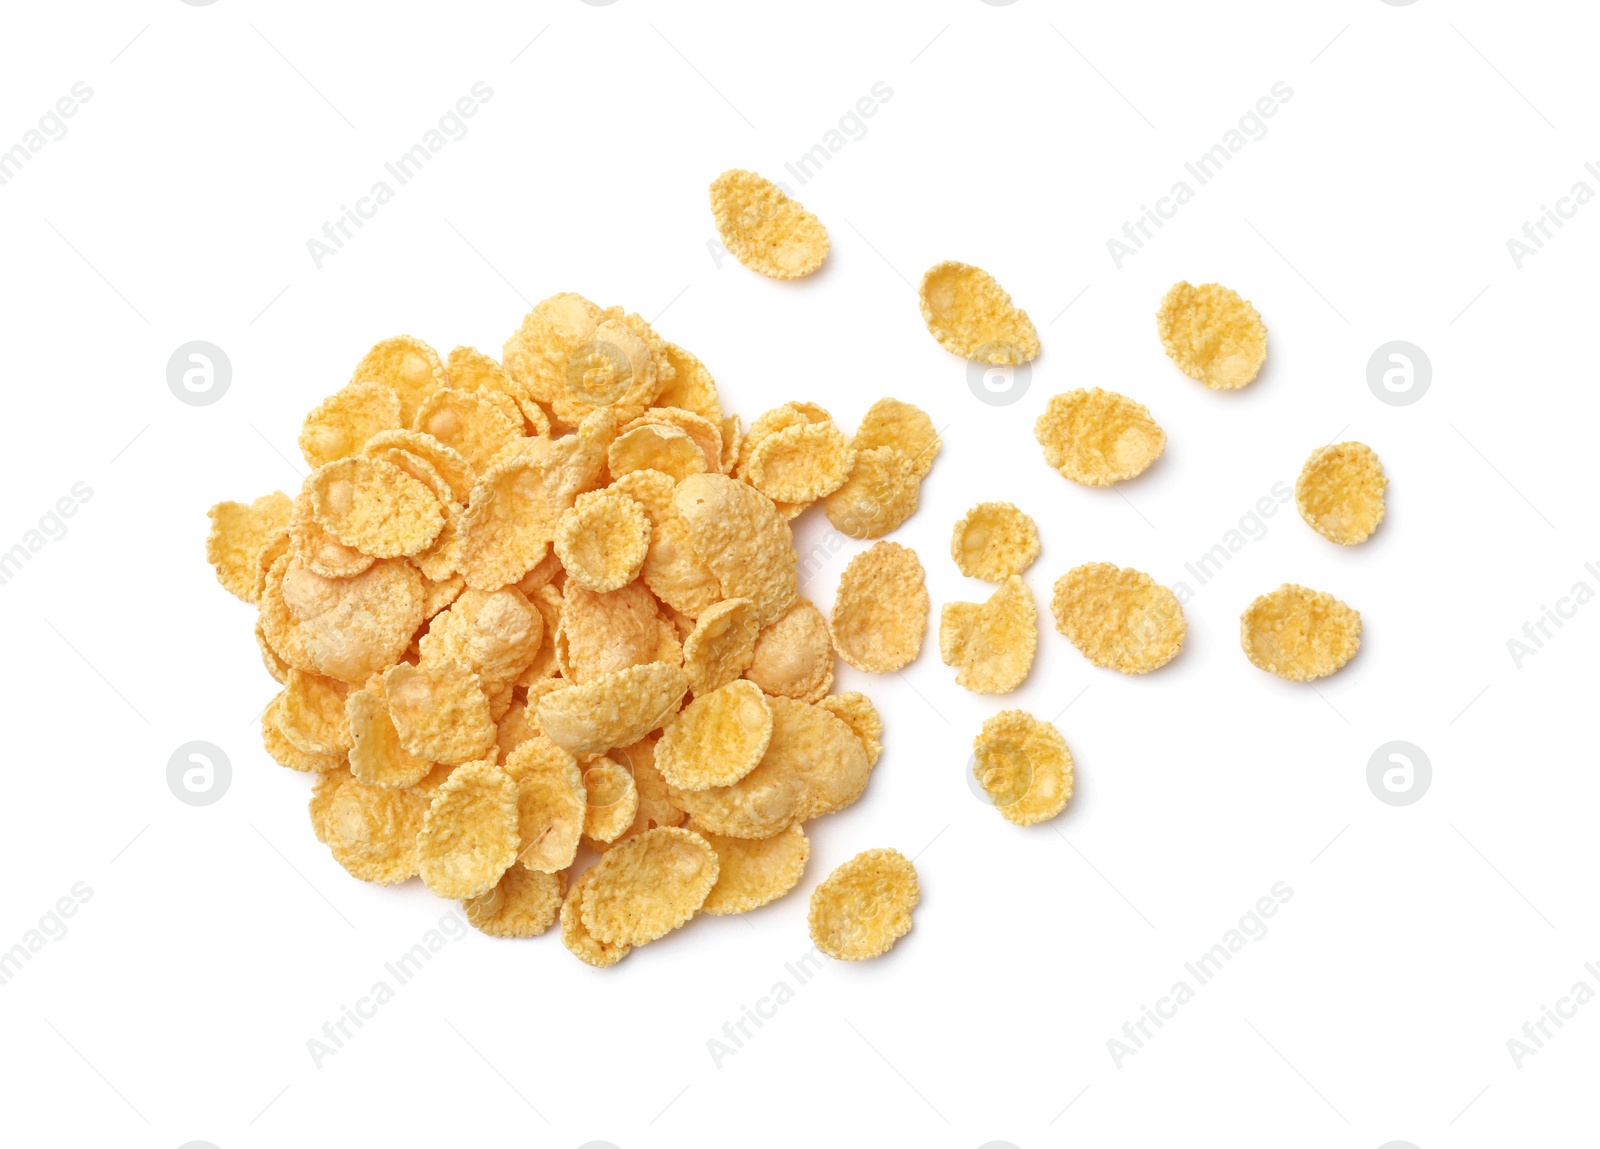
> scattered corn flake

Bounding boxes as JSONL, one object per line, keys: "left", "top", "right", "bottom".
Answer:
{"left": 580, "top": 826, "right": 719, "bottom": 945}
{"left": 1156, "top": 281, "right": 1267, "bottom": 390}
{"left": 1034, "top": 388, "right": 1166, "bottom": 487}
{"left": 1051, "top": 562, "right": 1186, "bottom": 674}
{"left": 445, "top": 346, "right": 550, "bottom": 437}
{"left": 501, "top": 293, "right": 673, "bottom": 429}
{"left": 735, "top": 402, "right": 828, "bottom": 478}
{"left": 950, "top": 501, "right": 1039, "bottom": 582}
{"left": 918, "top": 261, "right": 1039, "bottom": 365}
{"left": 502, "top": 735, "right": 586, "bottom": 872}
{"left": 417, "top": 758, "right": 521, "bottom": 899}
{"left": 745, "top": 598, "right": 834, "bottom": 703}
{"left": 674, "top": 473, "right": 797, "bottom": 627}
{"left": 312, "top": 769, "right": 432, "bottom": 884}
{"left": 745, "top": 420, "right": 855, "bottom": 504}
{"left": 940, "top": 574, "right": 1037, "bottom": 694}
{"left": 1239, "top": 583, "right": 1362, "bottom": 682}
{"left": 268, "top": 555, "right": 424, "bottom": 685}
{"left": 807, "top": 848, "right": 918, "bottom": 961}
{"left": 709, "top": 169, "right": 829, "bottom": 279}
{"left": 852, "top": 398, "right": 941, "bottom": 480}
{"left": 973, "top": 710, "right": 1074, "bottom": 826}
{"left": 607, "top": 423, "right": 710, "bottom": 482}
{"left": 278, "top": 668, "right": 352, "bottom": 756}
{"left": 683, "top": 597, "right": 759, "bottom": 697}
{"left": 535, "top": 662, "right": 689, "bottom": 758}
{"left": 299, "top": 379, "right": 402, "bottom": 469}
{"left": 656, "top": 343, "right": 722, "bottom": 426}
{"left": 1296, "top": 442, "right": 1388, "bottom": 546}
{"left": 346, "top": 688, "right": 433, "bottom": 789}
{"left": 815, "top": 691, "right": 882, "bottom": 767}
{"left": 206, "top": 492, "right": 293, "bottom": 602}
{"left": 581, "top": 756, "right": 640, "bottom": 844}
{"left": 824, "top": 446, "right": 920, "bottom": 539}
{"left": 830, "top": 542, "right": 928, "bottom": 673}
{"left": 656, "top": 680, "right": 775, "bottom": 791}
{"left": 698, "top": 823, "right": 809, "bottom": 916}
{"left": 464, "top": 866, "right": 564, "bottom": 938}
{"left": 308, "top": 456, "right": 445, "bottom": 558}
{"left": 352, "top": 335, "right": 445, "bottom": 426}
{"left": 554, "top": 488, "right": 651, "bottom": 593}
{"left": 384, "top": 661, "right": 495, "bottom": 764}
{"left": 624, "top": 407, "right": 723, "bottom": 474}
{"left": 642, "top": 514, "right": 723, "bottom": 617}
{"left": 561, "top": 866, "right": 631, "bottom": 967}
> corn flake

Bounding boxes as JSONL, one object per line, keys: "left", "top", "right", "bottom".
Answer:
{"left": 830, "top": 542, "right": 928, "bottom": 673}
{"left": 950, "top": 501, "right": 1039, "bottom": 582}
{"left": 1035, "top": 388, "right": 1166, "bottom": 486}
{"left": 535, "top": 662, "right": 689, "bottom": 758}
{"left": 502, "top": 734, "right": 586, "bottom": 872}
{"left": 824, "top": 446, "right": 920, "bottom": 539}
{"left": 1156, "top": 281, "right": 1267, "bottom": 390}
{"left": 465, "top": 866, "right": 564, "bottom": 938}
{"left": 807, "top": 848, "right": 918, "bottom": 961}
{"left": 581, "top": 756, "right": 639, "bottom": 844}
{"left": 674, "top": 474, "right": 796, "bottom": 627}
{"left": 352, "top": 335, "right": 445, "bottom": 425}
{"left": 940, "top": 575, "right": 1037, "bottom": 694}
{"left": 417, "top": 759, "right": 520, "bottom": 899}
{"left": 815, "top": 691, "right": 882, "bottom": 767}
{"left": 1240, "top": 583, "right": 1362, "bottom": 682}
{"left": 311, "top": 769, "right": 432, "bottom": 884}
{"left": 309, "top": 456, "right": 444, "bottom": 558}
{"left": 1051, "top": 563, "right": 1186, "bottom": 674}
{"left": 580, "top": 826, "right": 719, "bottom": 945}
{"left": 384, "top": 661, "right": 495, "bottom": 764}
{"left": 744, "top": 598, "right": 834, "bottom": 703}
{"left": 973, "top": 710, "right": 1074, "bottom": 826}
{"left": 656, "top": 680, "right": 774, "bottom": 791}
{"left": 918, "top": 261, "right": 1039, "bottom": 365}
{"left": 698, "top": 823, "right": 809, "bottom": 915}
{"left": 1296, "top": 441, "right": 1387, "bottom": 546}
{"left": 299, "top": 379, "right": 402, "bottom": 469}
{"left": 852, "top": 398, "right": 941, "bottom": 480}
{"left": 709, "top": 169, "right": 829, "bottom": 279}
{"left": 561, "top": 866, "right": 631, "bottom": 967}
{"left": 554, "top": 488, "right": 651, "bottom": 593}
{"left": 746, "top": 421, "right": 855, "bottom": 504}
{"left": 206, "top": 492, "right": 293, "bottom": 602}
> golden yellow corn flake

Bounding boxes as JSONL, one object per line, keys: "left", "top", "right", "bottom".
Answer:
{"left": 940, "top": 575, "right": 1037, "bottom": 694}
{"left": 626, "top": 407, "right": 724, "bottom": 473}
{"left": 950, "top": 501, "right": 1039, "bottom": 582}
{"left": 1051, "top": 563, "right": 1186, "bottom": 674}
{"left": 745, "top": 598, "right": 834, "bottom": 703}
{"left": 709, "top": 169, "right": 829, "bottom": 280}
{"left": 501, "top": 735, "right": 586, "bottom": 872}
{"left": 311, "top": 769, "right": 432, "bottom": 884}
{"left": 852, "top": 398, "right": 941, "bottom": 480}
{"left": 561, "top": 866, "right": 631, "bottom": 967}
{"left": 642, "top": 514, "right": 723, "bottom": 617}
{"left": 556, "top": 581, "right": 664, "bottom": 684}
{"left": 815, "top": 691, "right": 882, "bottom": 767}
{"left": 262, "top": 696, "right": 346, "bottom": 773}
{"left": 206, "top": 492, "right": 293, "bottom": 602}
{"left": 656, "top": 343, "right": 722, "bottom": 426}
{"left": 579, "top": 755, "right": 639, "bottom": 844}
{"left": 973, "top": 710, "right": 1074, "bottom": 826}
{"left": 464, "top": 866, "right": 564, "bottom": 938}
{"left": 1296, "top": 442, "right": 1388, "bottom": 546}
{"left": 830, "top": 542, "right": 928, "bottom": 673}
{"left": 674, "top": 473, "right": 797, "bottom": 627}
{"left": 807, "top": 848, "right": 918, "bottom": 961}
{"left": 420, "top": 587, "right": 545, "bottom": 698}
{"left": 299, "top": 379, "right": 402, "bottom": 469}
{"left": 352, "top": 335, "right": 446, "bottom": 426}
{"left": 535, "top": 662, "right": 689, "bottom": 758}
{"left": 290, "top": 488, "right": 373, "bottom": 579}
{"left": 278, "top": 668, "right": 352, "bottom": 757}
{"left": 698, "top": 823, "right": 809, "bottom": 916}
{"left": 363, "top": 429, "right": 475, "bottom": 505}
{"left": 267, "top": 555, "right": 424, "bottom": 685}
{"left": 607, "top": 469, "right": 676, "bottom": 526}
{"left": 656, "top": 680, "right": 774, "bottom": 792}
{"left": 682, "top": 597, "right": 758, "bottom": 696}
{"left": 1240, "top": 583, "right": 1362, "bottom": 682}
{"left": 918, "top": 261, "right": 1039, "bottom": 365}
{"left": 608, "top": 423, "right": 710, "bottom": 482}
{"left": 745, "top": 421, "right": 855, "bottom": 504}
{"left": 553, "top": 488, "right": 651, "bottom": 593}
{"left": 735, "top": 402, "right": 828, "bottom": 477}
{"left": 824, "top": 446, "right": 919, "bottom": 539}
{"left": 345, "top": 688, "right": 433, "bottom": 789}
{"left": 308, "top": 456, "right": 444, "bottom": 559}
{"left": 419, "top": 571, "right": 464, "bottom": 620}
{"left": 580, "top": 826, "right": 719, "bottom": 945}
{"left": 1034, "top": 388, "right": 1166, "bottom": 486}
{"left": 384, "top": 661, "right": 495, "bottom": 764}
{"left": 446, "top": 346, "right": 550, "bottom": 437}
{"left": 1156, "top": 280, "right": 1267, "bottom": 390}
{"left": 414, "top": 386, "right": 526, "bottom": 473}
{"left": 416, "top": 759, "right": 519, "bottom": 898}
{"left": 501, "top": 293, "right": 673, "bottom": 430}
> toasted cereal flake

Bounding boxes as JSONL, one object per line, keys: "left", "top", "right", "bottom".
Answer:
{"left": 656, "top": 681, "right": 774, "bottom": 791}
{"left": 580, "top": 826, "right": 719, "bottom": 945}
{"left": 824, "top": 446, "right": 920, "bottom": 539}
{"left": 807, "top": 848, "right": 918, "bottom": 961}
{"left": 501, "top": 294, "right": 672, "bottom": 429}
{"left": 206, "top": 492, "right": 293, "bottom": 601}
{"left": 608, "top": 423, "right": 710, "bottom": 482}
{"left": 556, "top": 581, "right": 665, "bottom": 684}
{"left": 581, "top": 756, "right": 640, "bottom": 844}
{"left": 464, "top": 866, "right": 564, "bottom": 937}
{"left": 278, "top": 668, "right": 352, "bottom": 756}
{"left": 735, "top": 402, "right": 829, "bottom": 478}
{"left": 269, "top": 555, "right": 424, "bottom": 685}
{"left": 608, "top": 469, "right": 677, "bottom": 526}
{"left": 501, "top": 735, "right": 586, "bottom": 872}
{"left": 656, "top": 344, "right": 722, "bottom": 425}
{"left": 1296, "top": 442, "right": 1388, "bottom": 546}
{"left": 384, "top": 661, "right": 495, "bottom": 764}
{"left": 1240, "top": 583, "right": 1362, "bottom": 682}
{"left": 346, "top": 688, "right": 433, "bottom": 789}
{"left": 290, "top": 489, "right": 373, "bottom": 579}
{"left": 1051, "top": 563, "right": 1185, "bottom": 674}
{"left": 419, "top": 571, "right": 464, "bottom": 620}
{"left": 674, "top": 474, "right": 797, "bottom": 627}
{"left": 745, "top": 421, "right": 855, "bottom": 504}
{"left": 515, "top": 548, "right": 566, "bottom": 595}
{"left": 950, "top": 501, "right": 1039, "bottom": 582}
{"left": 554, "top": 488, "right": 651, "bottom": 593}
{"left": 420, "top": 587, "right": 545, "bottom": 698}
{"left": 1156, "top": 281, "right": 1267, "bottom": 390}
{"left": 709, "top": 169, "right": 829, "bottom": 279}
{"left": 313, "top": 770, "right": 432, "bottom": 883}
{"left": 262, "top": 696, "right": 346, "bottom": 773}
{"left": 561, "top": 867, "right": 631, "bottom": 967}
{"left": 940, "top": 575, "right": 1037, "bottom": 694}
{"left": 1035, "top": 389, "right": 1166, "bottom": 486}
{"left": 252, "top": 529, "right": 292, "bottom": 603}
{"left": 683, "top": 598, "right": 759, "bottom": 696}
{"left": 417, "top": 759, "right": 520, "bottom": 899}
{"left": 448, "top": 345, "right": 552, "bottom": 437}
{"left": 309, "top": 457, "right": 444, "bottom": 558}
{"left": 918, "top": 261, "right": 1039, "bottom": 364}
{"left": 363, "top": 429, "right": 475, "bottom": 505}
{"left": 698, "top": 823, "right": 809, "bottom": 915}
{"left": 830, "top": 542, "right": 928, "bottom": 673}
{"left": 973, "top": 710, "right": 1074, "bottom": 826}
{"left": 299, "top": 379, "right": 402, "bottom": 469}
{"left": 852, "top": 398, "right": 941, "bottom": 480}
{"left": 256, "top": 617, "right": 289, "bottom": 684}
{"left": 719, "top": 414, "right": 742, "bottom": 473}
{"left": 744, "top": 598, "right": 834, "bottom": 702}
{"left": 352, "top": 335, "right": 445, "bottom": 425}
{"left": 535, "top": 662, "right": 689, "bottom": 758}
{"left": 815, "top": 691, "right": 882, "bottom": 767}
{"left": 642, "top": 515, "right": 723, "bottom": 616}
{"left": 414, "top": 387, "right": 525, "bottom": 472}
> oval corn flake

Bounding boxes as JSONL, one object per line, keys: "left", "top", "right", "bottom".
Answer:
{"left": 299, "top": 378, "right": 402, "bottom": 469}
{"left": 414, "top": 387, "right": 525, "bottom": 472}
{"left": 824, "top": 446, "right": 920, "bottom": 540}
{"left": 807, "top": 848, "right": 919, "bottom": 961}
{"left": 581, "top": 755, "right": 640, "bottom": 844}
{"left": 346, "top": 688, "right": 433, "bottom": 789}
{"left": 918, "top": 260, "right": 1039, "bottom": 365}
{"left": 607, "top": 423, "right": 710, "bottom": 482}
{"left": 709, "top": 169, "right": 829, "bottom": 280}
{"left": 656, "top": 680, "right": 774, "bottom": 792}
{"left": 313, "top": 770, "right": 432, "bottom": 884}
{"left": 1156, "top": 280, "right": 1267, "bottom": 390}
{"left": 580, "top": 826, "right": 720, "bottom": 946}
{"left": 556, "top": 581, "right": 666, "bottom": 684}
{"left": 673, "top": 473, "right": 797, "bottom": 627}
{"left": 561, "top": 866, "right": 631, "bottom": 967}
{"left": 852, "top": 397, "right": 941, "bottom": 480}
{"left": 973, "top": 710, "right": 1074, "bottom": 826}
{"left": 1034, "top": 388, "right": 1166, "bottom": 487}
{"left": 309, "top": 456, "right": 444, "bottom": 559}
{"left": 464, "top": 866, "right": 564, "bottom": 938}
{"left": 420, "top": 587, "right": 545, "bottom": 698}
{"left": 641, "top": 514, "right": 723, "bottom": 617}
{"left": 352, "top": 335, "right": 446, "bottom": 426}
{"left": 272, "top": 556, "right": 424, "bottom": 685}
{"left": 950, "top": 501, "right": 1040, "bottom": 582}
{"left": 416, "top": 759, "right": 520, "bottom": 899}
{"left": 815, "top": 691, "right": 882, "bottom": 767}
{"left": 278, "top": 668, "right": 352, "bottom": 756}
{"left": 683, "top": 597, "right": 759, "bottom": 697}
{"left": 535, "top": 662, "right": 689, "bottom": 758}
{"left": 698, "top": 823, "right": 809, "bottom": 916}
{"left": 502, "top": 735, "right": 586, "bottom": 872}
{"left": 830, "top": 542, "right": 928, "bottom": 673}
{"left": 1051, "top": 562, "right": 1186, "bottom": 674}
{"left": 1240, "top": 583, "right": 1362, "bottom": 682}
{"left": 744, "top": 598, "right": 834, "bottom": 703}
{"left": 554, "top": 488, "right": 651, "bottom": 593}
{"left": 206, "top": 492, "right": 293, "bottom": 602}
{"left": 1296, "top": 441, "right": 1388, "bottom": 546}
{"left": 384, "top": 661, "right": 495, "bottom": 764}
{"left": 940, "top": 574, "right": 1038, "bottom": 694}
{"left": 745, "top": 420, "right": 855, "bottom": 504}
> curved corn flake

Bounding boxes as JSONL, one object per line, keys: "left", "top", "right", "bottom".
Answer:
{"left": 950, "top": 501, "right": 1039, "bottom": 582}
{"left": 312, "top": 769, "right": 432, "bottom": 883}
{"left": 417, "top": 759, "right": 520, "bottom": 899}
{"left": 831, "top": 542, "right": 928, "bottom": 673}
{"left": 940, "top": 575, "right": 1037, "bottom": 694}
{"left": 1035, "top": 388, "right": 1166, "bottom": 487}
{"left": 746, "top": 420, "right": 855, "bottom": 504}
{"left": 363, "top": 429, "right": 475, "bottom": 505}
{"left": 308, "top": 456, "right": 444, "bottom": 558}
{"left": 656, "top": 680, "right": 774, "bottom": 792}
{"left": 1156, "top": 280, "right": 1267, "bottom": 390}
{"left": 1240, "top": 583, "right": 1362, "bottom": 682}
{"left": 556, "top": 581, "right": 664, "bottom": 684}
{"left": 206, "top": 492, "right": 293, "bottom": 602}
{"left": 253, "top": 528, "right": 293, "bottom": 604}
{"left": 607, "top": 423, "right": 709, "bottom": 482}
{"left": 815, "top": 691, "right": 882, "bottom": 767}
{"left": 502, "top": 293, "right": 672, "bottom": 429}
{"left": 824, "top": 446, "right": 920, "bottom": 539}
{"left": 299, "top": 379, "right": 402, "bottom": 469}
{"left": 384, "top": 661, "right": 495, "bottom": 764}
{"left": 852, "top": 398, "right": 941, "bottom": 480}
{"left": 1296, "top": 442, "right": 1387, "bottom": 546}
{"left": 448, "top": 345, "right": 552, "bottom": 438}
{"left": 516, "top": 548, "right": 566, "bottom": 595}
{"left": 270, "top": 555, "right": 424, "bottom": 685}
{"left": 807, "top": 848, "right": 918, "bottom": 961}
{"left": 278, "top": 668, "right": 352, "bottom": 756}
{"left": 580, "top": 826, "right": 719, "bottom": 945}
{"left": 262, "top": 695, "right": 345, "bottom": 773}
{"left": 608, "top": 469, "right": 676, "bottom": 526}
{"left": 735, "top": 402, "right": 830, "bottom": 478}
{"left": 683, "top": 597, "right": 759, "bottom": 697}
{"left": 581, "top": 756, "right": 640, "bottom": 844}
{"left": 698, "top": 823, "right": 809, "bottom": 916}
{"left": 414, "top": 387, "right": 524, "bottom": 472}
{"left": 642, "top": 515, "right": 722, "bottom": 617}
{"left": 464, "top": 866, "right": 564, "bottom": 938}
{"left": 1051, "top": 563, "right": 1186, "bottom": 674}
{"left": 346, "top": 688, "right": 433, "bottom": 789}
{"left": 420, "top": 587, "right": 544, "bottom": 698}
{"left": 561, "top": 866, "right": 631, "bottom": 967}
{"left": 535, "top": 662, "right": 689, "bottom": 758}
{"left": 419, "top": 571, "right": 464, "bottom": 620}
{"left": 656, "top": 343, "right": 722, "bottom": 425}
{"left": 720, "top": 414, "right": 742, "bottom": 473}
{"left": 918, "top": 261, "right": 1039, "bottom": 365}
{"left": 973, "top": 710, "right": 1074, "bottom": 826}
{"left": 290, "top": 488, "right": 373, "bottom": 579}
{"left": 256, "top": 617, "right": 289, "bottom": 684}
{"left": 352, "top": 335, "right": 445, "bottom": 426}
{"left": 709, "top": 169, "right": 829, "bottom": 279}
{"left": 554, "top": 488, "right": 651, "bottom": 593}
{"left": 744, "top": 598, "right": 833, "bottom": 703}
{"left": 674, "top": 474, "right": 797, "bottom": 627}
{"left": 516, "top": 584, "right": 565, "bottom": 686}
{"left": 502, "top": 735, "right": 585, "bottom": 872}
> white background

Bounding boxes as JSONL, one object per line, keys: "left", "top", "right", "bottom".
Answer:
{"left": 1, "top": 1, "right": 1595, "bottom": 1146}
